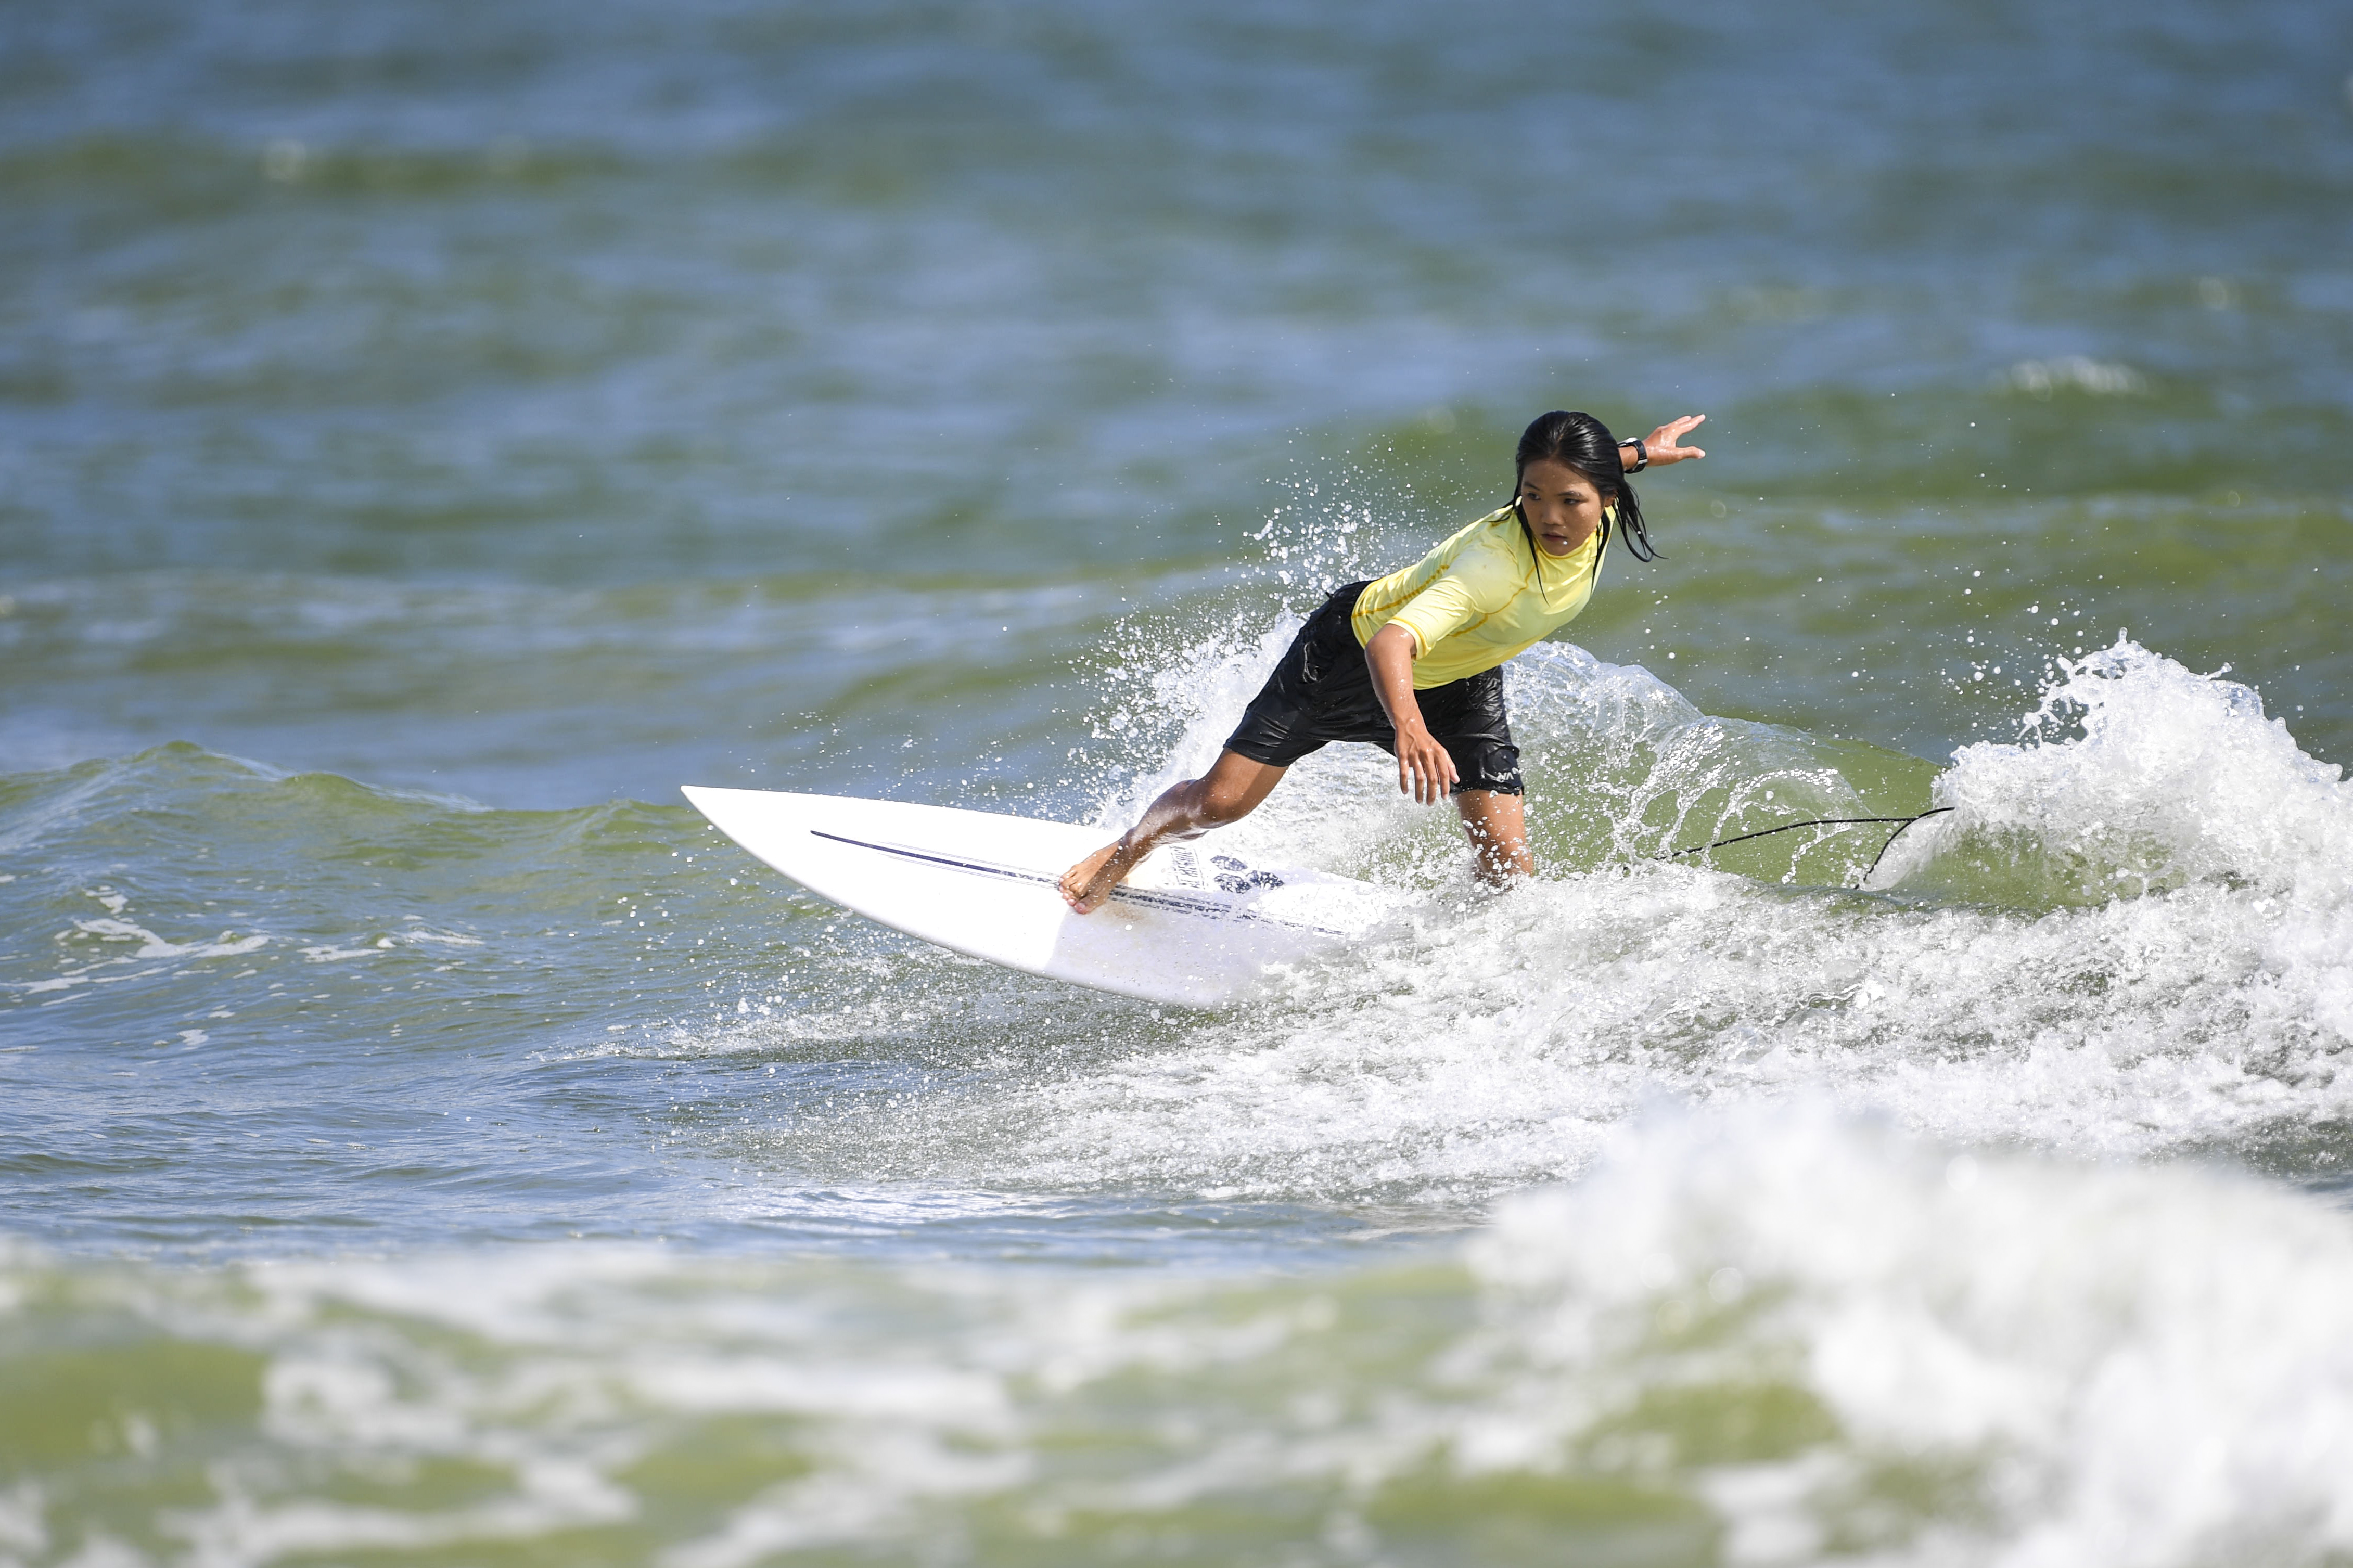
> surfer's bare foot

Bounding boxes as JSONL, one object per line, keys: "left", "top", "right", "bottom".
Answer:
{"left": 1059, "top": 839, "right": 1140, "bottom": 914}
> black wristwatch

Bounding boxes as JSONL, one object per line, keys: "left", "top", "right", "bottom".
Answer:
{"left": 1622, "top": 438, "right": 1648, "bottom": 473}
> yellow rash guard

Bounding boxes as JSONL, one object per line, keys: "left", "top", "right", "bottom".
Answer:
{"left": 1349, "top": 505, "right": 1609, "bottom": 689}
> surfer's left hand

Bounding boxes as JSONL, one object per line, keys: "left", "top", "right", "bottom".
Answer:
{"left": 1638, "top": 413, "right": 1708, "bottom": 465}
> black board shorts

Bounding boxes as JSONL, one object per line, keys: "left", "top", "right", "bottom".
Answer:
{"left": 1222, "top": 581, "right": 1524, "bottom": 796}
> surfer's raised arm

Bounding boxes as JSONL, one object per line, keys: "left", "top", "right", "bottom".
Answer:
{"left": 1060, "top": 408, "right": 1707, "bottom": 914}
{"left": 1619, "top": 413, "right": 1708, "bottom": 471}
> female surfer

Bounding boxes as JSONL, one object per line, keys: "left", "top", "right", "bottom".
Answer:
{"left": 1059, "top": 409, "right": 1707, "bottom": 913}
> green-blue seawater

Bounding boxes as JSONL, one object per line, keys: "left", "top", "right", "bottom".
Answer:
{"left": 5, "top": 1, "right": 2352, "bottom": 1562}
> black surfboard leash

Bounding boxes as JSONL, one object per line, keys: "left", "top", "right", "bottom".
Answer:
{"left": 1658, "top": 806, "right": 1957, "bottom": 885}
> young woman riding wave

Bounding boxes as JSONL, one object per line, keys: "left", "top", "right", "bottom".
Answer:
{"left": 1059, "top": 409, "right": 1708, "bottom": 912}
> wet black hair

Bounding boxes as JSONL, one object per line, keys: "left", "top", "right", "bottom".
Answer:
{"left": 1512, "top": 409, "right": 1658, "bottom": 562}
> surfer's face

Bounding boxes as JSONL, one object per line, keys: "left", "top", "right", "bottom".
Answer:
{"left": 1515, "top": 457, "right": 1610, "bottom": 556}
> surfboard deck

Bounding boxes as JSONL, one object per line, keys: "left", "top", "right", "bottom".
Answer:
{"left": 681, "top": 787, "right": 1400, "bottom": 1007}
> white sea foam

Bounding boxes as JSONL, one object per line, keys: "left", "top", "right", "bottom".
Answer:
{"left": 11, "top": 1112, "right": 2353, "bottom": 1566}
{"left": 1888, "top": 635, "right": 2352, "bottom": 902}
{"left": 1467, "top": 1108, "right": 2353, "bottom": 1566}
{"left": 63, "top": 918, "right": 270, "bottom": 964}
{"left": 1458, "top": 1110, "right": 2353, "bottom": 1565}
{"left": 2002, "top": 356, "right": 2151, "bottom": 398}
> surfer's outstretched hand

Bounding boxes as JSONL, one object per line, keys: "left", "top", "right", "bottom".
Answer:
{"left": 1636, "top": 413, "right": 1707, "bottom": 466}
{"left": 1060, "top": 840, "right": 1134, "bottom": 914}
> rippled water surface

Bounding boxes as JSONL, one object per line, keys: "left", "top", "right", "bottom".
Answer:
{"left": 5, "top": 1, "right": 2352, "bottom": 1562}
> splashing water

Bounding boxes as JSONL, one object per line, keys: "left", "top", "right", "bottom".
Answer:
{"left": 732, "top": 628, "right": 2353, "bottom": 1208}
{"left": 1888, "top": 635, "right": 2353, "bottom": 906}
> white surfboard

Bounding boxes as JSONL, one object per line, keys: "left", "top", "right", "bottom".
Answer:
{"left": 681, "top": 787, "right": 1401, "bottom": 1007}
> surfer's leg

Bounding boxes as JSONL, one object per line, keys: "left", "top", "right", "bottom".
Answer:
{"left": 1059, "top": 750, "right": 1288, "bottom": 914}
{"left": 1063, "top": 585, "right": 1359, "bottom": 914}
{"left": 1455, "top": 789, "right": 1532, "bottom": 883}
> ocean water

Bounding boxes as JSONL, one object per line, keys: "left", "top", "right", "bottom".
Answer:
{"left": 5, "top": 1, "right": 2353, "bottom": 1563}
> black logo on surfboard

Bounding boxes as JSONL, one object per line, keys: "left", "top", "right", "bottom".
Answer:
{"left": 1210, "top": 854, "right": 1285, "bottom": 895}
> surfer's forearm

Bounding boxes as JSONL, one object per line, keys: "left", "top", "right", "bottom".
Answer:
{"left": 1366, "top": 624, "right": 1456, "bottom": 804}
{"left": 1365, "top": 623, "right": 1421, "bottom": 734}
